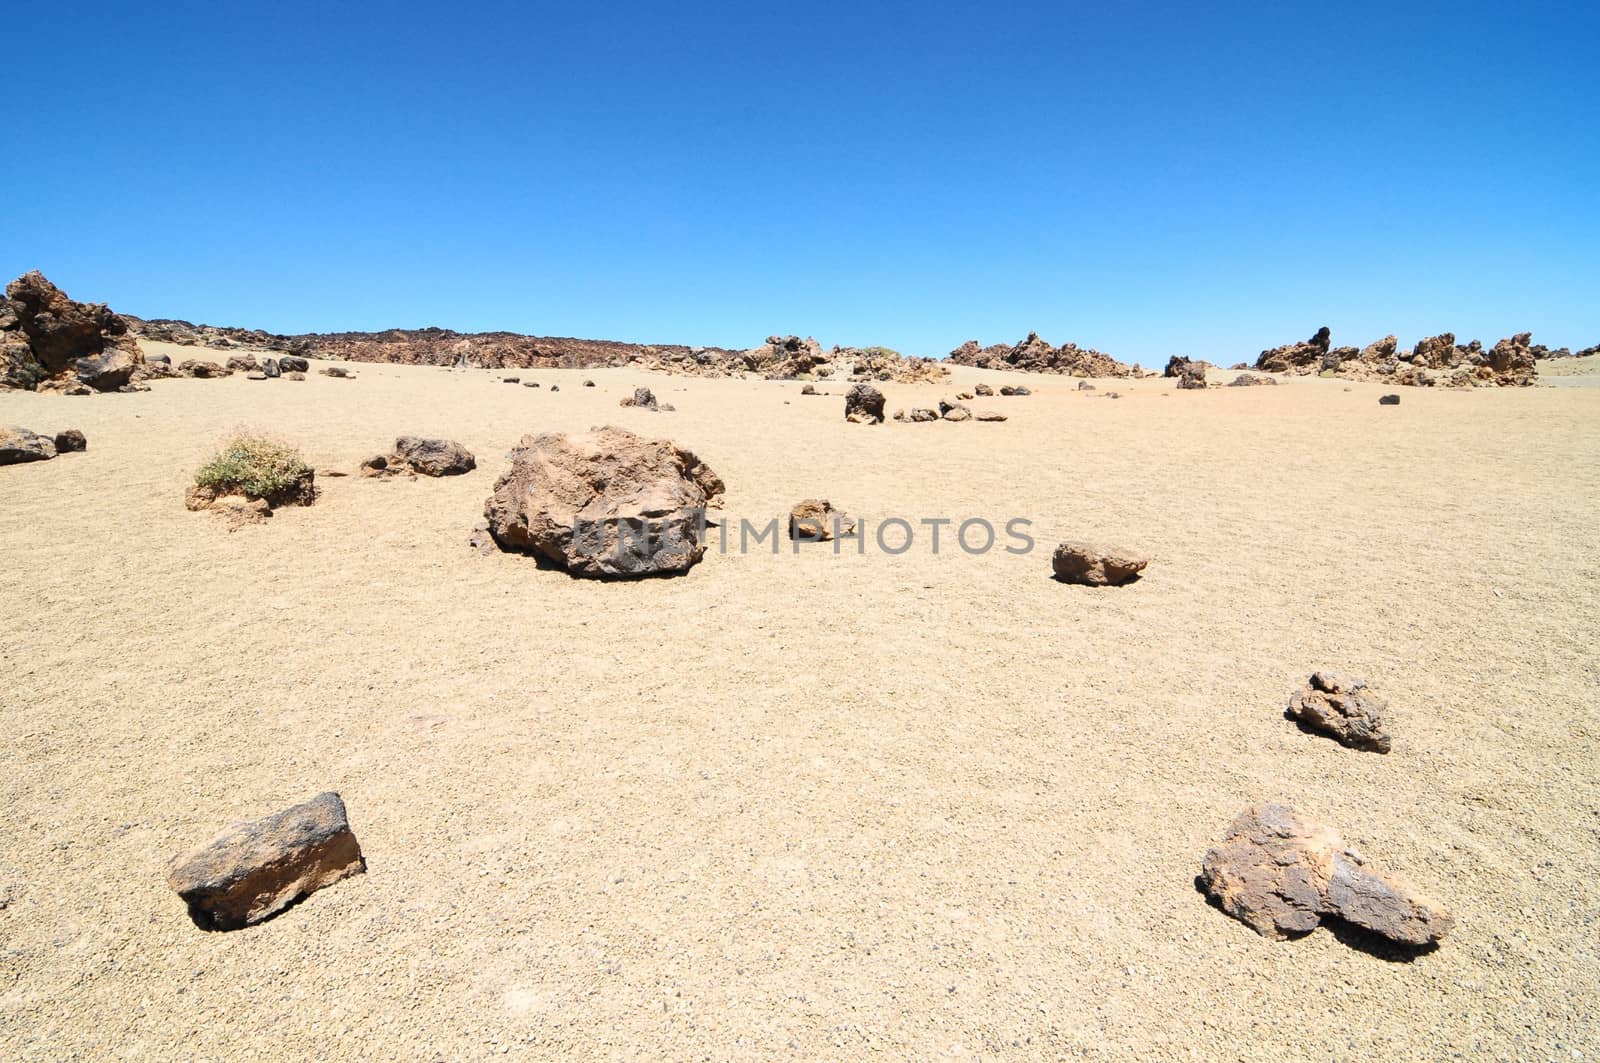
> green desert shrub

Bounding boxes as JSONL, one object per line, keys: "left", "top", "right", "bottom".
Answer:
{"left": 193, "top": 433, "right": 315, "bottom": 506}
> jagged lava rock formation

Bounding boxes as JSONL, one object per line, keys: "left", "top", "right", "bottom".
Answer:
{"left": 946, "top": 332, "right": 1139, "bottom": 377}
{"left": 1, "top": 272, "right": 145, "bottom": 392}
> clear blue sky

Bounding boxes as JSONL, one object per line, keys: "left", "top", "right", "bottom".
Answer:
{"left": 6, "top": 1, "right": 1597, "bottom": 365}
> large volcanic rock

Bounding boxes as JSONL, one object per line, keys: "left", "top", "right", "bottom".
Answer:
{"left": 1254, "top": 327, "right": 1330, "bottom": 374}
{"left": 845, "top": 383, "right": 886, "bottom": 424}
{"left": 1200, "top": 803, "right": 1452, "bottom": 946}
{"left": 0, "top": 271, "right": 144, "bottom": 391}
{"left": 484, "top": 426, "right": 725, "bottom": 578}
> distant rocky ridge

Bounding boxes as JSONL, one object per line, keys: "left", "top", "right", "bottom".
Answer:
{"left": 123, "top": 316, "right": 949, "bottom": 384}
{"left": 946, "top": 332, "right": 1142, "bottom": 377}
{"left": 1250, "top": 326, "right": 1540, "bottom": 387}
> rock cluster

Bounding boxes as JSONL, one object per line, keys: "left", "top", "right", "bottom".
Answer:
{"left": 1, "top": 272, "right": 145, "bottom": 392}
{"left": 947, "top": 333, "right": 1137, "bottom": 377}
{"left": 483, "top": 426, "right": 724, "bottom": 578}
{"left": 166, "top": 792, "right": 365, "bottom": 930}
{"left": 1, "top": 425, "right": 87, "bottom": 465}
{"left": 1251, "top": 326, "right": 1537, "bottom": 387}
{"left": 1200, "top": 803, "right": 1452, "bottom": 946}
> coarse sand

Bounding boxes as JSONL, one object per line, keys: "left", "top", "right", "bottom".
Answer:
{"left": 2, "top": 347, "right": 1597, "bottom": 1058}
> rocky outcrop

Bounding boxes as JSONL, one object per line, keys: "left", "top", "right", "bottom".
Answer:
{"left": 1228, "top": 373, "right": 1277, "bottom": 387}
{"left": 1051, "top": 542, "right": 1148, "bottom": 586}
{"left": 1175, "top": 362, "right": 1208, "bottom": 389}
{"left": 845, "top": 383, "right": 886, "bottom": 424}
{"left": 1248, "top": 327, "right": 1536, "bottom": 387}
{"left": 1477, "top": 333, "right": 1537, "bottom": 387}
{"left": 177, "top": 359, "right": 229, "bottom": 378}
{"left": 1254, "top": 327, "right": 1331, "bottom": 374}
{"left": 1, "top": 272, "right": 145, "bottom": 392}
{"left": 1200, "top": 803, "right": 1452, "bottom": 946}
{"left": 946, "top": 332, "right": 1136, "bottom": 377}
{"left": 483, "top": 426, "right": 724, "bottom": 578}
{"left": 166, "top": 792, "right": 365, "bottom": 930}
{"left": 1287, "top": 672, "right": 1391, "bottom": 752}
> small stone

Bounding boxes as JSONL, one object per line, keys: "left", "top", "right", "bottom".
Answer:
{"left": 1051, "top": 542, "right": 1147, "bottom": 586}
{"left": 789, "top": 499, "right": 856, "bottom": 542}
{"left": 53, "top": 429, "right": 87, "bottom": 453}
{"left": 1379, "top": 394, "right": 1400, "bottom": 405}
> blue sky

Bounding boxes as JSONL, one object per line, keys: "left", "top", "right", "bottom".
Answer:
{"left": 5, "top": 1, "right": 1596, "bottom": 365}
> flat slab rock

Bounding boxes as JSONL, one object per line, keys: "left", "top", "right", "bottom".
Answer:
{"left": 1051, "top": 542, "right": 1148, "bottom": 586}
{"left": 167, "top": 791, "right": 365, "bottom": 930}
{"left": 1288, "top": 671, "right": 1391, "bottom": 752}
{"left": 0, "top": 426, "right": 57, "bottom": 464}
{"left": 1200, "top": 803, "right": 1452, "bottom": 946}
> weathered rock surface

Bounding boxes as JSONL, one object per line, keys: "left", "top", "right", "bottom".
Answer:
{"left": 1228, "top": 373, "right": 1277, "bottom": 387}
{"left": 278, "top": 356, "right": 309, "bottom": 373}
{"left": 845, "top": 383, "right": 886, "bottom": 424}
{"left": 1200, "top": 803, "right": 1452, "bottom": 946}
{"left": 1051, "top": 542, "right": 1148, "bottom": 586}
{"left": 391, "top": 436, "right": 476, "bottom": 477}
{"left": 53, "top": 429, "right": 87, "bottom": 453}
{"left": 166, "top": 792, "right": 365, "bottom": 930}
{"left": 1287, "top": 671, "right": 1391, "bottom": 753}
{"left": 0, "top": 426, "right": 57, "bottom": 464}
{"left": 1, "top": 271, "right": 145, "bottom": 391}
{"left": 789, "top": 499, "right": 855, "bottom": 541}
{"left": 484, "top": 426, "right": 724, "bottom": 578}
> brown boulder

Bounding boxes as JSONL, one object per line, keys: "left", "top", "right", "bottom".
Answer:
{"left": 845, "top": 383, "right": 886, "bottom": 424}
{"left": 166, "top": 792, "right": 365, "bottom": 930}
{"left": 1051, "top": 542, "right": 1147, "bottom": 586}
{"left": 483, "top": 425, "right": 724, "bottom": 578}
{"left": 1200, "top": 803, "right": 1452, "bottom": 946}
{"left": 278, "top": 355, "right": 309, "bottom": 373}
{"left": 1, "top": 271, "right": 144, "bottom": 391}
{"left": 391, "top": 436, "right": 476, "bottom": 477}
{"left": 1287, "top": 671, "right": 1391, "bottom": 753}
{"left": 0, "top": 426, "right": 57, "bottom": 465}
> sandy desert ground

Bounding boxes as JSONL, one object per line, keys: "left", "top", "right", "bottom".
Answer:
{"left": 2, "top": 345, "right": 1598, "bottom": 1060}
